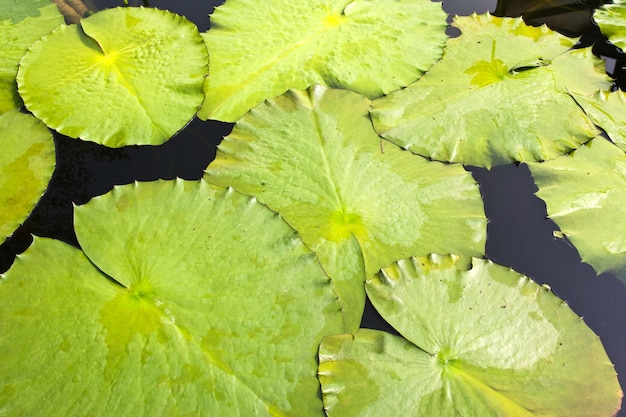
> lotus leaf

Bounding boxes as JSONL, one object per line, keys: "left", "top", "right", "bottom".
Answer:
{"left": 0, "top": 0, "right": 63, "bottom": 114}
{"left": 528, "top": 137, "right": 626, "bottom": 285}
{"left": 371, "top": 13, "right": 610, "bottom": 168}
{"left": 319, "top": 255, "right": 622, "bottom": 416}
{"left": 204, "top": 85, "right": 486, "bottom": 332}
{"left": 16, "top": 7, "right": 208, "bottom": 147}
{"left": 198, "top": 0, "right": 448, "bottom": 122}
{"left": 0, "top": 180, "right": 343, "bottom": 417}
{"left": 594, "top": 0, "right": 626, "bottom": 52}
{"left": 0, "top": 110, "right": 55, "bottom": 243}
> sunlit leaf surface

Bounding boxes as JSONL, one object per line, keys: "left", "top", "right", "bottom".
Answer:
{"left": 198, "top": 0, "right": 447, "bottom": 122}
{"left": 0, "top": 0, "right": 63, "bottom": 114}
{"left": 0, "top": 180, "right": 343, "bottom": 417}
{"left": 529, "top": 138, "right": 626, "bottom": 285}
{"left": 371, "top": 13, "right": 610, "bottom": 168}
{"left": 17, "top": 7, "right": 208, "bottom": 147}
{"left": 594, "top": 0, "right": 626, "bottom": 52}
{"left": 574, "top": 89, "right": 626, "bottom": 151}
{"left": 319, "top": 255, "right": 622, "bottom": 416}
{"left": 204, "top": 85, "right": 486, "bottom": 332}
{"left": 0, "top": 110, "right": 55, "bottom": 243}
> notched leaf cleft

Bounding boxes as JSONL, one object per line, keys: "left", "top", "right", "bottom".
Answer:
{"left": 508, "top": 57, "right": 551, "bottom": 74}
{"left": 327, "top": 210, "right": 366, "bottom": 242}
{"left": 370, "top": 13, "right": 603, "bottom": 167}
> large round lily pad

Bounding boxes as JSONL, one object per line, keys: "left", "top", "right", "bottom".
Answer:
{"left": 0, "top": 109, "right": 55, "bottom": 243}
{"left": 371, "top": 13, "right": 610, "bottom": 168}
{"left": 198, "top": 0, "right": 448, "bottom": 122}
{"left": 204, "top": 85, "right": 486, "bottom": 332}
{"left": 528, "top": 137, "right": 626, "bottom": 285}
{"left": 0, "top": 0, "right": 63, "bottom": 114}
{"left": 0, "top": 180, "right": 343, "bottom": 417}
{"left": 319, "top": 255, "right": 622, "bottom": 416}
{"left": 16, "top": 7, "right": 208, "bottom": 147}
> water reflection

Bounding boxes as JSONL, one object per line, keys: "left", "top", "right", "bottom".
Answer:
{"left": 496, "top": 0, "right": 605, "bottom": 35}
{"left": 443, "top": 0, "right": 497, "bottom": 16}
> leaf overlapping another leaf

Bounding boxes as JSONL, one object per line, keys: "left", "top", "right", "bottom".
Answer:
{"left": 371, "top": 13, "right": 611, "bottom": 168}
{"left": 574, "top": 89, "right": 626, "bottom": 151}
{"left": 0, "top": 180, "right": 343, "bottom": 417}
{"left": 199, "top": 0, "right": 448, "bottom": 122}
{"left": 16, "top": 7, "right": 208, "bottom": 147}
{"left": 0, "top": 110, "right": 55, "bottom": 244}
{"left": 594, "top": 0, "right": 626, "bottom": 52}
{"left": 319, "top": 255, "right": 622, "bottom": 416}
{"left": 0, "top": 0, "right": 63, "bottom": 113}
{"left": 529, "top": 137, "right": 626, "bottom": 285}
{"left": 204, "top": 85, "right": 486, "bottom": 332}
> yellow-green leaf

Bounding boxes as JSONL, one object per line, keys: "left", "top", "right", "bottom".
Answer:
{"left": 319, "top": 255, "right": 622, "bottom": 416}
{"left": 529, "top": 137, "right": 626, "bottom": 284}
{"left": 0, "top": 180, "right": 343, "bottom": 417}
{"left": 17, "top": 7, "right": 208, "bottom": 147}
{"left": 205, "top": 85, "right": 486, "bottom": 332}
{"left": 0, "top": 0, "right": 63, "bottom": 114}
{"left": 371, "top": 13, "right": 610, "bottom": 168}
{"left": 199, "top": 0, "right": 447, "bottom": 122}
{"left": 0, "top": 110, "right": 55, "bottom": 243}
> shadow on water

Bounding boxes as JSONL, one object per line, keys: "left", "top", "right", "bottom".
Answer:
{"left": 0, "top": 118, "right": 231, "bottom": 273}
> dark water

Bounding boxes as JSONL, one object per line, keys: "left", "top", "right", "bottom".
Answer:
{"left": 2, "top": 0, "right": 625, "bottom": 414}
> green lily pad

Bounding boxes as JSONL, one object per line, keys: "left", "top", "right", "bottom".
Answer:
{"left": 204, "top": 85, "right": 486, "bottom": 332}
{"left": 319, "top": 255, "right": 622, "bottom": 416}
{"left": 371, "top": 13, "right": 610, "bottom": 168}
{"left": 16, "top": 7, "right": 208, "bottom": 147}
{"left": 198, "top": 0, "right": 448, "bottom": 122}
{"left": 594, "top": 0, "right": 626, "bottom": 52}
{"left": 528, "top": 137, "right": 626, "bottom": 284}
{"left": 0, "top": 180, "right": 343, "bottom": 417}
{"left": 0, "top": 109, "right": 55, "bottom": 243}
{"left": 0, "top": 0, "right": 63, "bottom": 114}
{"left": 574, "top": 89, "right": 626, "bottom": 151}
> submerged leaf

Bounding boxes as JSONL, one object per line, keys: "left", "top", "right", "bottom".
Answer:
{"left": 319, "top": 255, "right": 622, "bottom": 416}
{"left": 17, "top": 7, "right": 208, "bottom": 147}
{"left": 528, "top": 137, "right": 626, "bottom": 284}
{"left": 594, "top": 0, "right": 626, "bottom": 52}
{"left": 0, "top": 0, "right": 63, "bottom": 113}
{"left": 204, "top": 85, "right": 486, "bottom": 332}
{"left": 198, "top": 0, "right": 448, "bottom": 122}
{"left": 371, "top": 13, "right": 609, "bottom": 168}
{"left": 0, "top": 180, "right": 343, "bottom": 417}
{"left": 0, "top": 110, "right": 55, "bottom": 243}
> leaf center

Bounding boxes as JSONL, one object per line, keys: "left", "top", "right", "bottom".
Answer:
{"left": 327, "top": 210, "right": 365, "bottom": 242}
{"left": 98, "top": 50, "right": 118, "bottom": 67}
{"left": 435, "top": 347, "right": 457, "bottom": 366}
{"left": 465, "top": 59, "right": 509, "bottom": 87}
{"left": 323, "top": 14, "right": 346, "bottom": 28}
{"left": 99, "top": 288, "right": 164, "bottom": 368}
